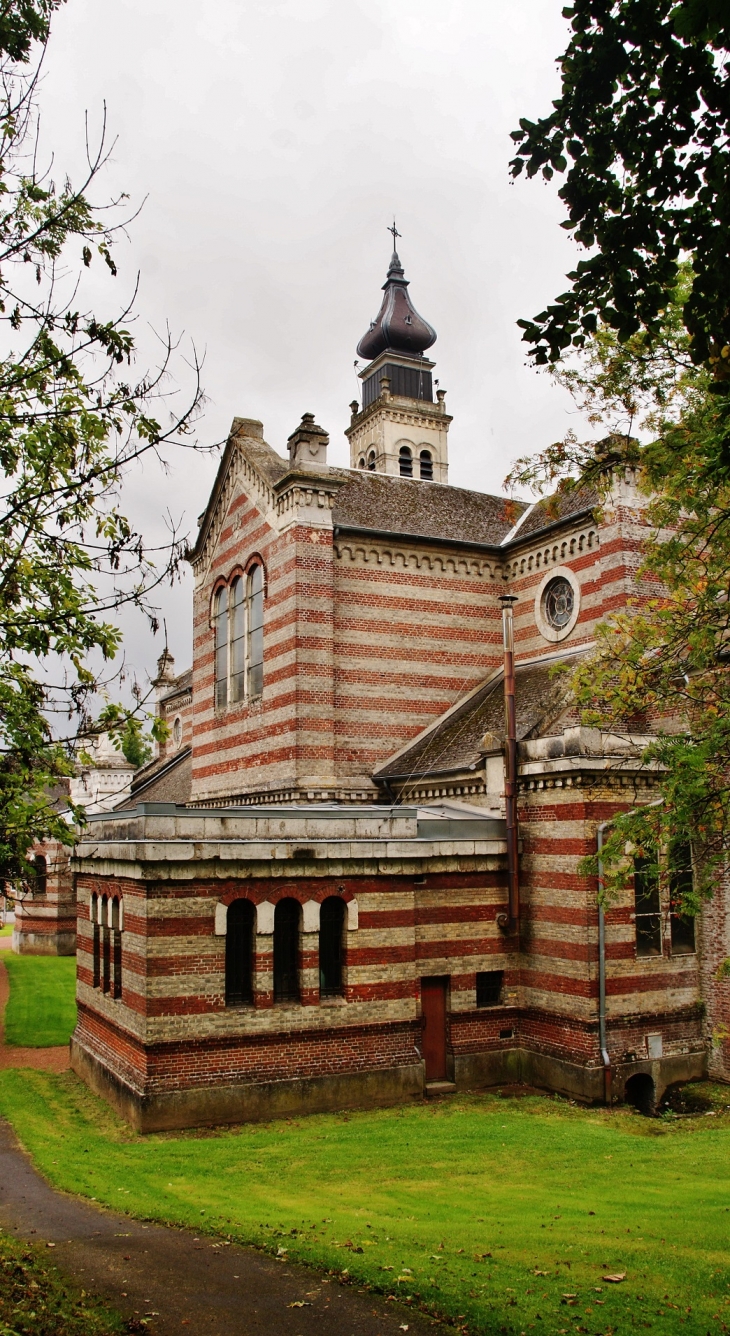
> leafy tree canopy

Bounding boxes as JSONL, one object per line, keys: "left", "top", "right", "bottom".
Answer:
{"left": 510, "top": 1, "right": 730, "bottom": 396}
{"left": 0, "top": 0, "right": 205, "bottom": 883}
{"left": 508, "top": 269, "right": 728, "bottom": 907}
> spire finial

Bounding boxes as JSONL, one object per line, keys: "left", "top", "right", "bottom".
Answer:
{"left": 388, "top": 219, "right": 401, "bottom": 250}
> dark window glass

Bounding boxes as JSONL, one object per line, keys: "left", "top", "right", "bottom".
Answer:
{"left": 214, "top": 585, "right": 229, "bottom": 709}
{"left": 419, "top": 450, "right": 433, "bottom": 480}
{"left": 669, "top": 842, "right": 696, "bottom": 955}
{"left": 246, "top": 565, "right": 264, "bottom": 698}
{"left": 33, "top": 854, "right": 47, "bottom": 896}
{"left": 367, "top": 451, "right": 376, "bottom": 471}
{"left": 476, "top": 970, "right": 503, "bottom": 1006}
{"left": 358, "top": 457, "right": 365, "bottom": 469}
{"left": 111, "top": 897, "right": 122, "bottom": 1000}
{"left": 274, "top": 899, "right": 300, "bottom": 1002}
{"left": 91, "top": 894, "right": 100, "bottom": 989}
{"left": 229, "top": 576, "right": 245, "bottom": 703}
{"left": 101, "top": 896, "right": 111, "bottom": 993}
{"left": 399, "top": 445, "right": 413, "bottom": 477}
{"left": 319, "top": 897, "right": 345, "bottom": 997}
{"left": 226, "top": 899, "right": 254, "bottom": 1005}
{"left": 634, "top": 855, "right": 662, "bottom": 957}
{"left": 542, "top": 576, "right": 575, "bottom": 631}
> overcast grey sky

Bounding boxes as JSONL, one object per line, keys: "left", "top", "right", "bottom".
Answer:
{"left": 39, "top": 0, "right": 584, "bottom": 685}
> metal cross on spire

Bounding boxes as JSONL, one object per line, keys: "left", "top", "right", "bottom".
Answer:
{"left": 388, "top": 219, "right": 401, "bottom": 249}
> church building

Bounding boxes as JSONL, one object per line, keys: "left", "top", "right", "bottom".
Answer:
{"left": 70, "top": 244, "right": 727, "bottom": 1131}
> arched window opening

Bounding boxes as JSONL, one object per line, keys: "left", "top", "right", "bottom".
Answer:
{"left": 634, "top": 853, "right": 661, "bottom": 957}
{"left": 226, "top": 899, "right": 254, "bottom": 1005}
{"left": 246, "top": 564, "right": 264, "bottom": 698}
{"left": 111, "top": 897, "right": 122, "bottom": 1000}
{"left": 101, "top": 895, "right": 111, "bottom": 994}
{"left": 91, "top": 893, "right": 100, "bottom": 989}
{"left": 358, "top": 457, "right": 365, "bottom": 469}
{"left": 319, "top": 897, "right": 346, "bottom": 998}
{"left": 274, "top": 899, "right": 300, "bottom": 1002}
{"left": 367, "top": 450, "right": 376, "bottom": 471}
{"left": 229, "top": 575, "right": 245, "bottom": 703}
{"left": 419, "top": 449, "right": 433, "bottom": 480}
{"left": 32, "top": 854, "right": 47, "bottom": 897}
{"left": 214, "top": 585, "right": 229, "bottom": 709}
{"left": 173, "top": 715, "right": 183, "bottom": 749}
{"left": 399, "top": 445, "right": 413, "bottom": 477}
{"left": 669, "top": 841, "right": 696, "bottom": 955}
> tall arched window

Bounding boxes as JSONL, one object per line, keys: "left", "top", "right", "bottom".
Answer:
{"left": 214, "top": 585, "right": 229, "bottom": 709}
{"left": 319, "top": 897, "right": 346, "bottom": 998}
{"left": 274, "top": 899, "right": 300, "bottom": 1002}
{"left": 419, "top": 449, "right": 433, "bottom": 480}
{"left": 399, "top": 445, "right": 413, "bottom": 477}
{"left": 246, "top": 565, "right": 264, "bottom": 698}
{"left": 101, "top": 895, "right": 111, "bottom": 993}
{"left": 367, "top": 450, "right": 376, "bottom": 471}
{"left": 358, "top": 457, "right": 365, "bottom": 469}
{"left": 91, "top": 893, "right": 100, "bottom": 989}
{"left": 229, "top": 576, "right": 245, "bottom": 703}
{"left": 111, "top": 897, "right": 122, "bottom": 999}
{"left": 226, "top": 899, "right": 254, "bottom": 1005}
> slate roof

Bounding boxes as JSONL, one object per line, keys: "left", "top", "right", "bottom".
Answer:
{"left": 515, "top": 485, "right": 599, "bottom": 541}
{"left": 333, "top": 471, "right": 527, "bottom": 547}
{"left": 115, "top": 748, "right": 192, "bottom": 809}
{"left": 375, "top": 655, "right": 580, "bottom": 780}
{"left": 160, "top": 667, "right": 192, "bottom": 702}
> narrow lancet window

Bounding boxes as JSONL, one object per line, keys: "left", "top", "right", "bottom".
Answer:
{"left": 399, "top": 445, "right": 413, "bottom": 477}
{"left": 319, "top": 897, "right": 346, "bottom": 998}
{"left": 419, "top": 449, "right": 433, "bottom": 480}
{"left": 91, "top": 893, "right": 100, "bottom": 988}
{"left": 669, "top": 842, "right": 696, "bottom": 955}
{"left": 246, "top": 565, "right": 264, "bottom": 698}
{"left": 101, "top": 895, "right": 111, "bottom": 993}
{"left": 229, "top": 576, "right": 245, "bottom": 703}
{"left": 111, "top": 897, "right": 122, "bottom": 999}
{"left": 214, "top": 585, "right": 229, "bottom": 709}
{"left": 226, "top": 899, "right": 254, "bottom": 1005}
{"left": 32, "top": 854, "right": 47, "bottom": 896}
{"left": 274, "top": 899, "right": 300, "bottom": 1002}
{"left": 634, "top": 854, "right": 662, "bottom": 957}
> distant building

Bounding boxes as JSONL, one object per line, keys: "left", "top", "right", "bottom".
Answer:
{"left": 13, "top": 735, "right": 135, "bottom": 955}
{"left": 70, "top": 244, "right": 726, "bottom": 1130}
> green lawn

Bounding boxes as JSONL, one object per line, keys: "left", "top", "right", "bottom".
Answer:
{"left": 0, "top": 922, "right": 13, "bottom": 937}
{"left": 3, "top": 955, "right": 77, "bottom": 1046}
{"left": 0, "top": 1072, "right": 728, "bottom": 1334}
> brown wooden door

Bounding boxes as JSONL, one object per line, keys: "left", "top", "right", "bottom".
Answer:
{"left": 421, "top": 977, "right": 448, "bottom": 1081}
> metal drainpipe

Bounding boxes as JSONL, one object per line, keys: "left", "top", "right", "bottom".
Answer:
{"left": 596, "top": 797, "right": 663, "bottom": 1107}
{"left": 499, "top": 595, "right": 519, "bottom": 936}
{"left": 596, "top": 820, "right": 612, "bottom": 1107}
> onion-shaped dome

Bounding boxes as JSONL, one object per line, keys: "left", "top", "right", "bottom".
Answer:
{"left": 356, "top": 249, "right": 437, "bottom": 361}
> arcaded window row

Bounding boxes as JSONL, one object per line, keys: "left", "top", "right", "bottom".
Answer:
{"left": 90, "top": 892, "right": 123, "bottom": 999}
{"left": 225, "top": 896, "right": 346, "bottom": 1005}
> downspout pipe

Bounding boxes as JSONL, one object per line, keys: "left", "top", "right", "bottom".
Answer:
{"left": 596, "top": 797, "right": 663, "bottom": 1107}
{"left": 596, "top": 820, "right": 612, "bottom": 1108}
{"left": 499, "top": 595, "right": 519, "bottom": 936}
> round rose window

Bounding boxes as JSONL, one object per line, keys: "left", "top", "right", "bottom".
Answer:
{"left": 542, "top": 576, "right": 575, "bottom": 631}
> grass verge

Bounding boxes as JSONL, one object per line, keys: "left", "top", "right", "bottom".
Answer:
{"left": 0, "top": 1073, "right": 729, "bottom": 1335}
{"left": 2, "top": 956, "right": 76, "bottom": 1047}
{"left": 0, "top": 1228, "right": 123, "bottom": 1334}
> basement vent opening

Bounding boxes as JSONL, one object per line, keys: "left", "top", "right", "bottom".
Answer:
{"left": 292, "top": 848, "right": 315, "bottom": 860}
{"left": 499, "top": 1028, "right": 514, "bottom": 1040}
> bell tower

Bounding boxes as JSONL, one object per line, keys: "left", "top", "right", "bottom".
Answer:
{"left": 346, "top": 236, "right": 451, "bottom": 483}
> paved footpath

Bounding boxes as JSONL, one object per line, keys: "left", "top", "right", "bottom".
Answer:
{"left": 0, "top": 956, "right": 449, "bottom": 1333}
